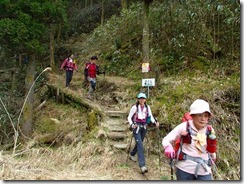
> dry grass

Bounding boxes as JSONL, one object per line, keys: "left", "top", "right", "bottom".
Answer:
{"left": 1, "top": 70, "right": 239, "bottom": 181}
{"left": 0, "top": 141, "right": 170, "bottom": 180}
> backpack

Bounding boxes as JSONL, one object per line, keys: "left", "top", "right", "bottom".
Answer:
{"left": 133, "top": 103, "right": 151, "bottom": 123}
{"left": 129, "top": 104, "right": 151, "bottom": 131}
{"left": 174, "top": 112, "right": 214, "bottom": 160}
{"left": 84, "top": 61, "right": 90, "bottom": 78}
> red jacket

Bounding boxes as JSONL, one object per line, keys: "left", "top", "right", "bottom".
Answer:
{"left": 86, "top": 62, "right": 98, "bottom": 78}
{"left": 60, "top": 58, "right": 77, "bottom": 71}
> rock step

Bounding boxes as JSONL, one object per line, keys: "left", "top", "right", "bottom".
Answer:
{"left": 105, "top": 110, "right": 127, "bottom": 118}
{"left": 111, "top": 142, "right": 128, "bottom": 150}
{"left": 108, "top": 132, "right": 126, "bottom": 140}
{"left": 106, "top": 118, "right": 126, "bottom": 126}
{"left": 108, "top": 125, "right": 127, "bottom": 132}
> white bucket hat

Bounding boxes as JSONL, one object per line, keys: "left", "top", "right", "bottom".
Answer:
{"left": 189, "top": 99, "right": 212, "bottom": 116}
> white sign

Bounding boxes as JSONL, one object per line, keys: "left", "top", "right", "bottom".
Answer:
{"left": 142, "top": 78, "right": 155, "bottom": 87}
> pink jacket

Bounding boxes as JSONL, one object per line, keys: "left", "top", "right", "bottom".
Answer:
{"left": 162, "top": 120, "right": 215, "bottom": 176}
{"left": 60, "top": 58, "right": 77, "bottom": 71}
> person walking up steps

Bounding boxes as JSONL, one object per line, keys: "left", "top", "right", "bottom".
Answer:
{"left": 162, "top": 99, "right": 217, "bottom": 180}
{"left": 60, "top": 54, "right": 77, "bottom": 88}
{"left": 127, "top": 92, "right": 160, "bottom": 174}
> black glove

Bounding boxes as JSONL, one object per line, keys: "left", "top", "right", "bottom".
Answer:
{"left": 129, "top": 123, "right": 136, "bottom": 131}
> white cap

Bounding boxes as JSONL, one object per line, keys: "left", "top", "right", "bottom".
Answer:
{"left": 189, "top": 99, "right": 212, "bottom": 116}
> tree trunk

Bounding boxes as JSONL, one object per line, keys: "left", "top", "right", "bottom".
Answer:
{"left": 101, "top": 0, "right": 105, "bottom": 26}
{"left": 142, "top": 1, "right": 150, "bottom": 63}
{"left": 21, "top": 54, "right": 35, "bottom": 138}
{"left": 10, "top": 57, "right": 18, "bottom": 94}
{"left": 50, "top": 24, "right": 55, "bottom": 69}
{"left": 121, "top": 0, "right": 127, "bottom": 9}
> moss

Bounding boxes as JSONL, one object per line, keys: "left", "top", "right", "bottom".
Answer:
{"left": 87, "top": 110, "right": 99, "bottom": 131}
{"left": 83, "top": 126, "right": 100, "bottom": 141}
{"left": 191, "top": 60, "right": 205, "bottom": 71}
{"left": 35, "top": 117, "right": 58, "bottom": 134}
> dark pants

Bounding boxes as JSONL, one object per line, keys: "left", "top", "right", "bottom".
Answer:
{"left": 130, "top": 126, "right": 147, "bottom": 167}
{"left": 88, "top": 77, "right": 96, "bottom": 95}
{"left": 66, "top": 70, "right": 73, "bottom": 87}
{"left": 176, "top": 167, "right": 212, "bottom": 180}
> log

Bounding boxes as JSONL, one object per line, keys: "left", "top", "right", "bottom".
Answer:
{"left": 0, "top": 68, "right": 19, "bottom": 73}
{"left": 46, "top": 83, "right": 104, "bottom": 117}
{"left": 34, "top": 100, "right": 47, "bottom": 112}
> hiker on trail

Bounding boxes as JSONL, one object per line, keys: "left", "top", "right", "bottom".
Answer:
{"left": 162, "top": 99, "right": 217, "bottom": 180}
{"left": 83, "top": 59, "right": 91, "bottom": 88}
{"left": 127, "top": 92, "right": 160, "bottom": 174}
{"left": 60, "top": 54, "right": 77, "bottom": 88}
{"left": 85, "top": 55, "right": 99, "bottom": 99}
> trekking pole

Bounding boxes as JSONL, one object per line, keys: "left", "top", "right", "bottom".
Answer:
{"left": 157, "top": 129, "right": 161, "bottom": 172}
{"left": 103, "top": 70, "right": 106, "bottom": 78}
{"left": 170, "top": 158, "right": 174, "bottom": 180}
{"left": 126, "top": 132, "right": 133, "bottom": 165}
{"left": 154, "top": 118, "right": 161, "bottom": 172}
{"left": 210, "top": 157, "right": 220, "bottom": 179}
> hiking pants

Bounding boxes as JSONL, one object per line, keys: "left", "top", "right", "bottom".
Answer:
{"left": 88, "top": 77, "right": 96, "bottom": 95}
{"left": 176, "top": 168, "right": 212, "bottom": 180}
{"left": 130, "top": 126, "right": 147, "bottom": 167}
{"left": 66, "top": 70, "right": 73, "bottom": 87}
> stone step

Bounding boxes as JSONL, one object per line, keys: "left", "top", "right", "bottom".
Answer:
{"left": 108, "top": 132, "right": 126, "bottom": 140}
{"left": 108, "top": 125, "right": 127, "bottom": 132}
{"left": 106, "top": 118, "right": 125, "bottom": 126}
{"left": 111, "top": 142, "right": 128, "bottom": 150}
{"left": 105, "top": 110, "right": 128, "bottom": 118}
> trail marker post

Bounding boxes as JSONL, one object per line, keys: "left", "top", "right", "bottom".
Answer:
{"left": 142, "top": 78, "right": 155, "bottom": 98}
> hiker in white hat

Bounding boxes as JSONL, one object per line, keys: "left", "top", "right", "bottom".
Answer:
{"left": 162, "top": 99, "right": 217, "bottom": 180}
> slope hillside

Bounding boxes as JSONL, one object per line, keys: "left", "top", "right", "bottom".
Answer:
{"left": 1, "top": 68, "right": 240, "bottom": 180}
{"left": 1, "top": 71, "right": 172, "bottom": 180}
{"left": 0, "top": 1, "right": 240, "bottom": 180}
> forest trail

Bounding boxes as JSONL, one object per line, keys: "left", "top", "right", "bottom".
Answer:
{"left": 0, "top": 71, "right": 172, "bottom": 180}
{"left": 38, "top": 71, "right": 172, "bottom": 180}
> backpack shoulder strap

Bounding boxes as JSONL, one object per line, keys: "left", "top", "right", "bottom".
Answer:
{"left": 136, "top": 103, "right": 139, "bottom": 112}
{"left": 132, "top": 104, "right": 138, "bottom": 122}
{"left": 186, "top": 120, "right": 191, "bottom": 133}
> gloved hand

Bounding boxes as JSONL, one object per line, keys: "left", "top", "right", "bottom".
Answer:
{"left": 129, "top": 123, "right": 137, "bottom": 131}
{"left": 164, "top": 145, "right": 175, "bottom": 159}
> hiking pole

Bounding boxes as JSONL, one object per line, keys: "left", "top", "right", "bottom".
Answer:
{"left": 155, "top": 119, "right": 161, "bottom": 173}
{"left": 154, "top": 118, "right": 161, "bottom": 172}
{"left": 170, "top": 158, "right": 174, "bottom": 180}
{"left": 126, "top": 132, "right": 133, "bottom": 165}
{"left": 210, "top": 157, "right": 220, "bottom": 179}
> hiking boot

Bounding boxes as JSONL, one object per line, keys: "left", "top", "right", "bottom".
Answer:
{"left": 141, "top": 166, "right": 148, "bottom": 174}
{"left": 129, "top": 154, "right": 137, "bottom": 162}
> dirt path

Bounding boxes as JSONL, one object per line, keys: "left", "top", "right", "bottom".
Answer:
{"left": 48, "top": 72, "right": 172, "bottom": 180}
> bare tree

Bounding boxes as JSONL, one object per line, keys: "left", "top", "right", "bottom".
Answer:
{"left": 21, "top": 54, "right": 35, "bottom": 138}
{"left": 142, "top": 0, "right": 153, "bottom": 63}
{"left": 101, "top": 0, "right": 105, "bottom": 25}
{"left": 121, "top": 0, "right": 127, "bottom": 9}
